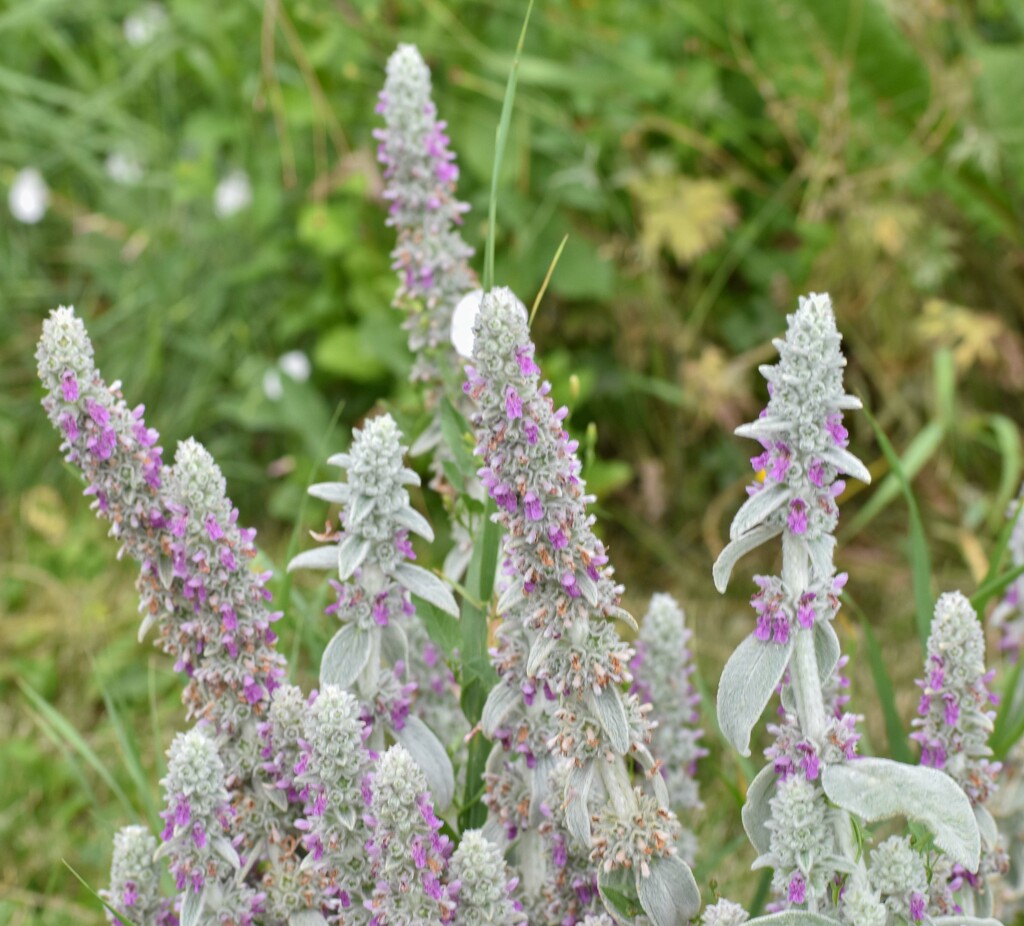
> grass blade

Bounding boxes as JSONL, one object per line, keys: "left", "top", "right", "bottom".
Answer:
{"left": 858, "top": 614, "right": 911, "bottom": 763}
{"left": 101, "top": 686, "right": 161, "bottom": 832}
{"left": 63, "top": 859, "right": 139, "bottom": 926}
{"left": 985, "top": 413, "right": 1022, "bottom": 532}
{"left": 862, "top": 406, "right": 934, "bottom": 646}
{"left": 483, "top": 0, "right": 535, "bottom": 290}
{"left": 18, "top": 678, "right": 135, "bottom": 818}
{"left": 844, "top": 420, "right": 945, "bottom": 538}
{"left": 529, "top": 233, "right": 569, "bottom": 326}
{"left": 970, "top": 561, "right": 1024, "bottom": 612}
{"left": 992, "top": 658, "right": 1024, "bottom": 759}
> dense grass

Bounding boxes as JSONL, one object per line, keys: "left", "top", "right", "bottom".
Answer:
{"left": 4, "top": 0, "right": 1024, "bottom": 921}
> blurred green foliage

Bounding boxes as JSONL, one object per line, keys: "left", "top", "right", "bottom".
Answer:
{"left": 4, "top": 0, "right": 1024, "bottom": 921}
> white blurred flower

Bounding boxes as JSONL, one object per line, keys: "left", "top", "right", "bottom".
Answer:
{"left": 105, "top": 151, "right": 143, "bottom": 186}
{"left": 213, "top": 169, "right": 253, "bottom": 219}
{"left": 9, "top": 167, "right": 49, "bottom": 224}
{"left": 262, "top": 368, "right": 283, "bottom": 402}
{"left": 278, "top": 350, "right": 311, "bottom": 383}
{"left": 123, "top": 3, "right": 167, "bottom": 47}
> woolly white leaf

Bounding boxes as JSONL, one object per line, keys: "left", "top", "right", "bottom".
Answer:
{"left": 157, "top": 554, "right": 174, "bottom": 589}
{"left": 393, "top": 505, "right": 434, "bottom": 541}
{"left": 393, "top": 563, "right": 459, "bottom": 616}
{"left": 337, "top": 534, "right": 370, "bottom": 580}
{"left": 717, "top": 634, "right": 794, "bottom": 756}
{"left": 393, "top": 715, "right": 455, "bottom": 810}
{"left": 380, "top": 620, "right": 408, "bottom": 666}
{"left": 398, "top": 466, "right": 421, "bottom": 486}
{"left": 820, "top": 445, "right": 871, "bottom": 485}
{"left": 713, "top": 523, "right": 784, "bottom": 593}
{"left": 261, "top": 781, "right": 289, "bottom": 813}
{"left": 742, "top": 763, "right": 777, "bottom": 855}
{"left": 821, "top": 758, "right": 980, "bottom": 869}
{"left": 326, "top": 452, "right": 351, "bottom": 468}
{"left": 590, "top": 685, "right": 630, "bottom": 755}
{"left": 527, "top": 633, "right": 559, "bottom": 678}
{"left": 975, "top": 805, "right": 998, "bottom": 848}
{"left": 635, "top": 854, "right": 700, "bottom": 926}
{"left": 348, "top": 492, "right": 376, "bottom": 526}
{"left": 744, "top": 913, "right": 842, "bottom": 925}
{"left": 529, "top": 755, "right": 555, "bottom": 826}
{"left": 308, "top": 482, "right": 349, "bottom": 504}
{"left": 496, "top": 576, "right": 524, "bottom": 614}
{"left": 287, "top": 545, "right": 338, "bottom": 573}
{"left": 212, "top": 836, "right": 240, "bottom": 870}
{"left": 806, "top": 535, "right": 836, "bottom": 583}
{"left": 729, "top": 484, "right": 789, "bottom": 540}
{"left": 320, "top": 624, "right": 372, "bottom": 689}
{"left": 931, "top": 919, "right": 1002, "bottom": 926}
{"left": 289, "top": 911, "right": 330, "bottom": 926}
{"left": 179, "top": 888, "right": 206, "bottom": 926}
{"left": 137, "top": 612, "right": 157, "bottom": 643}
{"left": 814, "top": 620, "right": 840, "bottom": 684}
{"left": 565, "top": 762, "right": 595, "bottom": 847}
{"left": 609, "top": 605, "right": 638, "bottom": 631}
{"left": 481, "top": 681, "right": 521, "bottom": 737}
{"left": 634, "top": 744, "right": 670, "bottom": 808}
{"left": 576, "top": 569, "right": 600, "bottom": 607}
{"left": 734, "top": 418, "right": 791, "bottom": 440}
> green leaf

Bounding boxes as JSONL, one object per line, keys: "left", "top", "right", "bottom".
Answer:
{"left": 985, "top": 413, "right": 1022, "bottom": 531}
{"left": 970, "top": 561, "right": 1024, "bottom": 612}
{"left": 314, "top": 325, "right": 390, "bottom": 382}
{"left": 416, "top": 598, "right": 461, "bottom": 661}
{"left": 861, "top": 405, "right": 933, "bottom": 646}
{"left": 458, "top": 503, "right": 501, "bottom": 830}
{"left": 439, "top": 398, "right": 480, "bottom": 481}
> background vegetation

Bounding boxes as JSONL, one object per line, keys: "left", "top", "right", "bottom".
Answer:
{"left": 4, "top": 0, "right": 1024, "bottom": 922}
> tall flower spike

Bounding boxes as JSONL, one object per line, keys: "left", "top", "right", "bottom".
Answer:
{"left": 102, "top": 825, "right": 174, "bottom": 926}
{"left": 375, "top": 43, "right": 476, "bottom": 389}
{"left": 294, "top": 685, "right": 374, "bottom": 919}
{"left": 157, "top": 727, "right": 264, "bottom": 924}
{"left": 631, "top": 593, "right": 706, "bottom": 827}
{"left": 912, "top": 592, "right": 1000, "bottom": 805}
{"left": 713, "top": 292, "right": 869, "bottom": 594}
{"left": 364, "top": 745, "right": 458, "bottom": 925}
{"left": 449, "top": 830, "right": 525, "bottom": 925}
{"left": 466, "top": 287, "right": 700, "bottom": 926}
{"left": 37, "top": 305, "right": 165, "bottom": 562}
{"left": 714, "top": 293, "right": 984, "bottom": 923}
{"left": 991, "top": 485, "right": 1024, "bottom": 658}
{"left": 289, "top": 413, "right": 457, "bottom": 806}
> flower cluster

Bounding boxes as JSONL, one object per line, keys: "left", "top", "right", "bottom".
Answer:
{"left": 36, "top": 306, "right": 164, "bottom": 563}
{"left": 294, "top": 684, "right": 374, "bottom": 917}
{"left": 630, "top": 593, "right": 706, "bottom": 820}
{"left": 158, "top": 728, "right": 265, "bottom": 924}
{"left": 912, "top": 592, "right": 1000, "bottom": 804}
{"left": 289, "top": 413, "right": 457, "bottom": 804}
{"left": 375, "top": 43, "right": 476, "bottom": 389}
{"left": 449, "top": 829, "right": 525, "bottom": 925}
{"left": 714, "top": 292, "right": 869, "bottom": 595}
{"left": 364, "top": 745, "right": 458, "bottom": 924}
{"left": 102, "top": 826, "right": 174, "bottom": 926}
{"left": 467, "top": 286, "right": 698, "bottom": 925}
{"left": 991, "top": 486, "right": 1024, "bottom": 658}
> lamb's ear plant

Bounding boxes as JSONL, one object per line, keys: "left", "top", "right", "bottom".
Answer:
{"left": 465, "top": 286, "right": 701, "bottom": 926}
{"left": 712, "top": 293, "right": 992, "bottom": 924}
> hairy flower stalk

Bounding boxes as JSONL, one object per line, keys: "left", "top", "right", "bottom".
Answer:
{"left": 157, "top": 727, "right": 264, "bottom": 923}
{"left": 991, "top": 486, "right": 1024, "bottom": 658}
{"left": 289, "top": 413, "right": 457, "bottom": 807}
{"left": 466, "top": 286, "right": 699, "bottom": 926}
{"left": 713, "top": 293, "right": 986, "bottom": 923}
{"left": 102, "top": 826, "right": 175, "bottom": 926}
{"left": 913, "top": 592, "right": 1006, "bottom": 912}
{"left": 37, "top": 306, "right": 165, "bottom": 567}
{"left": 364, "top": 745, "right": 458, "bottom": 924}
{"left": 630, "top": 593, "right": 706, "bottom": 838}
{"left": 293, "top": 684, "right": 375, "bottom": 920}
{"left": 39, "top": 307, "right": 296, "bottom": 910}
{"left": 374, "top": 43, "right": 476, "bottom": 394}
